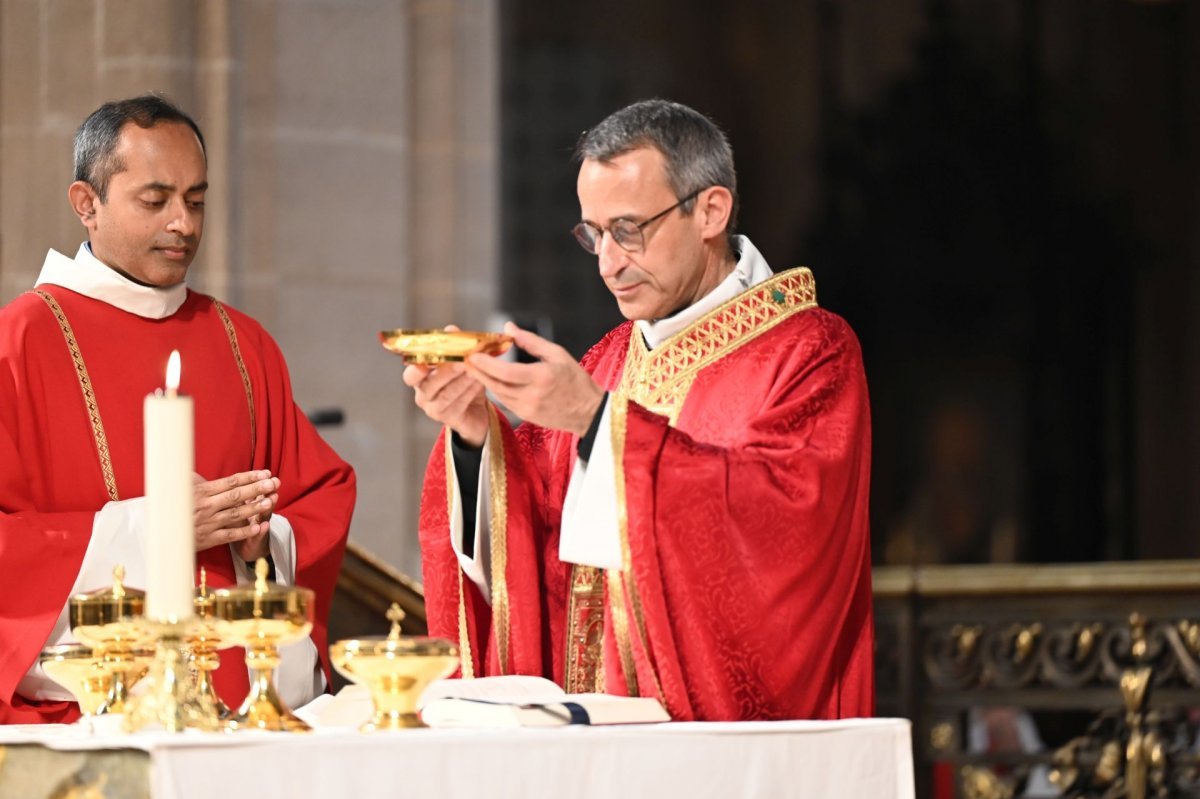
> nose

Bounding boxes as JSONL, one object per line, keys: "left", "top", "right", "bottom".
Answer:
{"left": 165, "top": 197, "right": 199, "bottom": 238}
{"left": 596, "top": 230, "right": 628, "bottom": 278}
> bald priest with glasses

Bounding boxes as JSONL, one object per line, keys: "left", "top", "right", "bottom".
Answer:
{"left": 404, "top": 99, "right": 873, "bottom": 721}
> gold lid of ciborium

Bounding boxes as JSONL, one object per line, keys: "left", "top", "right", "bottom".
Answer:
{"left": 330, "top": 603, "right": 459, "bottom": 730}
{"left": 210, "top": 560, "right": 315, "bottom": 634}
{"left": 69, "top": 565, "right": 149, "bottom": 650}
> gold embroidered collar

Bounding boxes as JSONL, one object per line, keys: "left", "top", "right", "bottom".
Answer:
{"left": 617, "top": 266, "right": 817, "bottom": 423}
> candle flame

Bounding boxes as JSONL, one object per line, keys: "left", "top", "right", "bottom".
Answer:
{"left": 166, "top": 350, "right": 181, "bottom": 392}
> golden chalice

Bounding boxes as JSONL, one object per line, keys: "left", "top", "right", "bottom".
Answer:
{"left": 68, "top": 566, "right": 155, "bottom": 715}
{"left": 39, "top": 644, "right": 112, "bottom": 719}
{"left": 330, "top": 603, "right": 459, "bottom": 730}
{"left": 212, "top": 559, "right": 314, "bottom": 731}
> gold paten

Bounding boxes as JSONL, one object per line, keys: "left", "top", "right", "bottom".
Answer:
{"left": 39, "top": 644, "right": 112, "bottom": 718}
{"left": 68, "top": 566, "right": 154, "bottom": 714}
{"left": 379, "top": 329, "right": 513, "bottom": 365}
{"left": 212, "top": 559, "right": 315, "bottom": 731}
{"left": 330, "top": 603, "right": 459, "bottom": 731}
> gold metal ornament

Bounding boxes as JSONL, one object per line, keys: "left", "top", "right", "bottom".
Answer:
{"left": 122, "top": 617, "right": 221, "bottom": 733}
{"left": 378, "top": 329, "right": 513, "bottom": 365}
{"left": 68, "top": 565, "right": 154, "bottom": 715}
{"left": 212, "top": 558, "right": 315, "bottom": 731}
{"left": 190, "top": 568, "right": 231, "bottom": 719}
{"left": 39, "top": 644, "right": 112, "bottom": 719}
{"left": 330, "top": 602, "right": 459, "bottom": 730}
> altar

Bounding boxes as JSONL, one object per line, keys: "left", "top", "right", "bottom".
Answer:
{"left": 0, "top": 717, "right": 914, "bottom": 798}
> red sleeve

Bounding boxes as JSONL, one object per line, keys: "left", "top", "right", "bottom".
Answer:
{"left": 613, "top": 311, "right": 875, "bottom": 721}
{"left": 0, "top": 308, "right": 87, "bottom": 724}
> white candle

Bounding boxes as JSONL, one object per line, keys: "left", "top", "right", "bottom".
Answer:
{"left": 144, "top": 350, "right": 195, "bottom": 622}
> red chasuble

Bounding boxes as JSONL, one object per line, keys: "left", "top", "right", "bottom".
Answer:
{"left": 0, "top": 286, "right": 355, "bottom": 724}
{"left": 418, "top": 268, "right": 874, "bottom": 721}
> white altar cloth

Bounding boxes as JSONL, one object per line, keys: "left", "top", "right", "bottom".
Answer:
{"left": 0, "top": 717, "right": 914, "bottom": 799}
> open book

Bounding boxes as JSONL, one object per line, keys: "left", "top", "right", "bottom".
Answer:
{"left": 417, "top": 675, "right": 670, "bottom": 728}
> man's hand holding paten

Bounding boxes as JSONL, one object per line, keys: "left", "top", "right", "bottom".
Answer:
{"left": 402, "top": 326, "right": 491, "bottom": 447}
{"left": 193, "top": 470, "right": 279, "bottom": 560}
{"left": 466, "top": 322, "right": 604, "bottom": 437}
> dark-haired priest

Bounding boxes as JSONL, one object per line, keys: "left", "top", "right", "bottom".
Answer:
{"left": 0, "top": 95, "right": 356, "bottom": 724}
{"left": 405, "top": 99, "right": 873, "bottom": 722}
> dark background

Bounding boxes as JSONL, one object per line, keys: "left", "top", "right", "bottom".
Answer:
{"left": 497, "top": 0, "right": 1200, "bottom": 566}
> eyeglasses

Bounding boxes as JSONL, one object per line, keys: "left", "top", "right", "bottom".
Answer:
{"left": 571, "top": 188, "right": 704, "bottom": 255}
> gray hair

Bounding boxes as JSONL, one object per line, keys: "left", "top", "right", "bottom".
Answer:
{"left": 574, "top": 99, "right": 738, "bottom": 241}
{"left": 73, "top": 94, "right": 205, "bottom": 201}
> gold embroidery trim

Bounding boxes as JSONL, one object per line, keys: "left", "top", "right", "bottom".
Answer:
{"left": 623, "top": 266, "right": 817, "bottom": 424}
{"left": 486, "top": 404, "right": 510, "bottom": 674}
{"left": 33, "top": 290, "right": 119, "bottom": 502}
{"left": 446, "top": 431, "right": 475, "bottom": 678}
{"left": 564, "top": 564, "right": 606, "bottom": 693}
{"left": 606, "top": 567, "right": 640, "bottom": 697}
{"left": 609, "top": 394, "right": 661, "bottom": 699}
{"left": 211, "top": 299, "right": 256, "bottom": 464}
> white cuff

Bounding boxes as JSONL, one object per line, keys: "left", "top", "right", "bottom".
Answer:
{"left": 229, "top": 512, "right": 297, "bottom": 586}
{"left": 559, "top": 401, "right": 622, "bottom": 570}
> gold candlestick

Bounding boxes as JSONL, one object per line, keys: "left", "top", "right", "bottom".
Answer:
{"left": 190, "top": 568, "right": 231, "bottom": 719}
{"left": 330, "top": 602, "right": 459, "bottom": 730}
{"left": 212, "top": 559, "right": 315, "bottom": 732}
{"left": 123, "top": 617, "right": 220, "bottom": 733}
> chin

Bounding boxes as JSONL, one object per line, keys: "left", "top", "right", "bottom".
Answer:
{"left": 142, "top": 268, "right": 190, "bottom": 288}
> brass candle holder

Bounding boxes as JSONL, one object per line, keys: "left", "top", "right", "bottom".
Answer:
{"left": 212, "top": 559, "right": 315, "bottom": 732}
{"left": 123, "top": 614, "right": 221, "bottom": 733}
{"left": 39, "top": 644, "right": 112, "bottom": 719}
{"left": 330, "top": 603, "right": 459, "bottom": 731}
{"left": 189, "top": 568, "right": 231, "bottom": 719}
{"left": 68, "top": 566, "right": 155, "bottom": 715}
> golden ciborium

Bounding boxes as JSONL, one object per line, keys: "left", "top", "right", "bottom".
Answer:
{"left": 39, "top": 643, "right": 112, "bottom": 719}
{"left": 330, "top": 603, "right": 459, "bottom": 731}
{"left": 212, "top": 558, "right": 314, "bottom": 731}
{"left": 68, "top": 566, "right": 155, "bottom": 715}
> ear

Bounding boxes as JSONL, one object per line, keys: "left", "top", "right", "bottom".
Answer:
{"left": 695, "top": 186, "right": 734, "bottom": 244}
{"left": 68, "top": 180, "right": 100, "bottom": 231}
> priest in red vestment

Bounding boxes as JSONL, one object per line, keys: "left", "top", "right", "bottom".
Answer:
{"left": 406, "top": 99, "right": 873, "bottom": 721}
{"left": 0, "top": 96, "right": 355, "bottom": 724}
